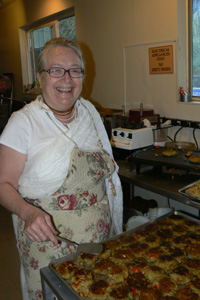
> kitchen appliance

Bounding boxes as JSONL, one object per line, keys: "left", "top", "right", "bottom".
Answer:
{"left": 129, "top": 107, "right": 160, "bottom": 127}
{"left": 110, "top": 127, "right": 154, "bottom": 150}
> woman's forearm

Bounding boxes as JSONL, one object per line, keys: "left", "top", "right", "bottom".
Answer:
{"left": 0, "top": 181, "right": 32, "bottom": 220}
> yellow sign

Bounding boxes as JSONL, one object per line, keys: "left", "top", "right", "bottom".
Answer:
{"left": 149, "top": 45, "right": 173, "bottom": 74}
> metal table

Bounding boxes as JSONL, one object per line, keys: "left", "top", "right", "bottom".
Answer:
{"left": 117, "top": 160, "right": 200, "bottom": 210}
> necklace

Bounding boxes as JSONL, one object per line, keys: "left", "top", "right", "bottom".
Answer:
{"left": 54, "top": 106, "right": 77, "bottom": 125}
{"left": 43, "top": 98, "right": 75, "bottom": 116}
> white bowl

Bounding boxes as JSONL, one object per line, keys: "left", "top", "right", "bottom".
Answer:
{"left": 148, "top": 207, "right": 174, "bottom": 220}
{"left": 126, "top": 216, "right": 149, "bottom": 230}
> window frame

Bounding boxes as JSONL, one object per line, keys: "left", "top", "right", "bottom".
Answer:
{"left": 188, "top": 0, "right": 200, "bottom": 101}
{"left": 19, "top": 8, "right": 75, "bottom": 90}
{"left": 188, "top": 0, "right": 193, "bottom": 96}
{"left": 28, "top": 21, "right": 57, "bottom": 83}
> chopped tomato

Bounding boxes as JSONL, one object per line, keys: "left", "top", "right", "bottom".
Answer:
{"left": 131, "top": 287, "right": 137, "bottom": 295}
{"left": 146, "top": 252, "right": 156, "bottom": 258}
{"left": 153, "top": 283, "right": 160, "bottom": 289}
{"left": 131, "top": 266, "right": 142, "bottom": 273}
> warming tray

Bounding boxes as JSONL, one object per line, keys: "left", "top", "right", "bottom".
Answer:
{"left": 48, "top": 211, "right": 200, "bottom": 300}
{"left": 132, "top": 146, "right": 200, "bottom": 173}
{"left": 179, "top": 180, "right": 200, "bottom": 204}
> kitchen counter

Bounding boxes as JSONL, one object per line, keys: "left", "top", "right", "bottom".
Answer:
{"left": 117, "top": 159, "right": 200, "bottom": 210}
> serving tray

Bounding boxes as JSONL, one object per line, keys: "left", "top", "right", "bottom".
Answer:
{"left": 131, "top": 146, "right": 200, "bottom": 174}
{"left": 179, "top": 180, "right": 200, "bottom": 204}
{"left": 48, "top": 211, "right": 200, "bottom": 300}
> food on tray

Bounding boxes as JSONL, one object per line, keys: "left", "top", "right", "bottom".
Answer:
{"left": 190, "top": 277, "right": 200, "bottom": 295}
{"left": 185, "top": 151, "right": 193, "bottom": 157}
{"left": 88, "top": 279, "right": 109, "bottom": 299}
{"left": 189, "top": 155, "right": 200, "bottom": 163}
{"left": 169, "top": 265, "right": 192, "bottom": 284}
{"left": 53, "top": 214, "right": 200, "bottom": 299}
{"left": 156, "top": 276, "right": 176, "bottom": 296}
{"left": 55, "top": 260, "right": 79, "bottom": 279}
{"left": 70, "top": 268, "right": 93, "bottom": 298}
{"left": 137, "top": 287, "right": 162, "bottom": 300}
{"left": 174, "top": 286, "right": 199, "bottom": 300}
{"left": 162, "top": 148, "right": 177, "bottom": 156}
{"left": 107, "top": 283, "right": 133, "bottom": 300}
{"left": 185, "top": 180, "right": 200, "bottom": 200}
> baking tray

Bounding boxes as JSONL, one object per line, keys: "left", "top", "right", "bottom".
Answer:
{"left": 48, "top": 211, "right": 200, "bottom": 300}
{"left": 132, "top": 146, "right": 200, "bottom": 173}
{"left": 179, "top": 180, "right": 200, "bottom": 204}
{"left": 50, "top": 252, "right": 82, "bottom": 300}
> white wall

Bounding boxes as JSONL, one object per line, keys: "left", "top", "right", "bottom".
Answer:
{"left": 76, "top": 0, "right": 200, "bottom": 122}
{"left": 1, "top": 0, "right": 200, "bottom": 123}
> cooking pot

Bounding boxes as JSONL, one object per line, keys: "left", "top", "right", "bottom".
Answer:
{"left": 165, "top": 141, "right": 196, "bottom": 150}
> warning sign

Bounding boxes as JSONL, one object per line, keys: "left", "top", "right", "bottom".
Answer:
{"left": 149, "top": 45, "right": 173, "bottom": 74}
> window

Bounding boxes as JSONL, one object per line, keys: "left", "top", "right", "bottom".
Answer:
{"left": 28, "top": 23, "right": 56, "bottom": 83}
{"left": 20, "top": 9, "right": 76, "bottom": 89}
{"left": 188, "top": 0, "right": 200, "bottom": 97}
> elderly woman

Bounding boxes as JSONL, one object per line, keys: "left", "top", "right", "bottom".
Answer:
{"left": 0, "top": 37, "right": 123, "bottom": 299}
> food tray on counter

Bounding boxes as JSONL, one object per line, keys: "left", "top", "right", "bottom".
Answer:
{"left": 49, "top": 211, "right": 200, "bottom": 300}
{"left": 131, "top": 146, "right": 200, "bottom": 174}
{"left": 179, "top": 180, "right": 200, "bottom": 204}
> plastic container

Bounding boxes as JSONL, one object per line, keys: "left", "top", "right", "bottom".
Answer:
{"left": 126, "top": 216, "right": 149, "bottom": 230}
{"left": 153, "top": 127, "right": 168, "bottom": 143}
{"left": 147, "top": 207, "right": 174, "bottom": 220}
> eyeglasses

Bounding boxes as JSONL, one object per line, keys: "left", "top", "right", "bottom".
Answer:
{"left": 43, "top": 67, "right": 85, "bottom": 78}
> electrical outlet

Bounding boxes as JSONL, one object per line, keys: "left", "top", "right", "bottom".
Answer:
{"left": 180, "top": 120, "right": 188, "bottom": 127}
{"left": 161, "top": 117, "right": 200, "bottom": 129}
{"left": 171, "top": 119, "right": 179, "bottom": 126}
{"left": 189, "top": 122, "right": 200, "bottom": 128}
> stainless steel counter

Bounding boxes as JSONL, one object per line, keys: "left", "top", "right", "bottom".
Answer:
{"left": 117, "top": 160, "right": 200, "bottom": 210}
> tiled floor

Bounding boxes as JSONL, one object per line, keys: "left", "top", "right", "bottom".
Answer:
{"left": 0, "top": 205, "right": 22, "bottom": 299}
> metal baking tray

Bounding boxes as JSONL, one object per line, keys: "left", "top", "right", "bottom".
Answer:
{"left": 132, "top": 146, "right": 200, "bottom": 173}
{"left": 179, "top": 180, "right": 200, "bottom": 204}
{"left": 49, "top": 252, "right": 82, "bottom": 300}
{"left": 48, "top": 211, "right": 200, "bottom": 300}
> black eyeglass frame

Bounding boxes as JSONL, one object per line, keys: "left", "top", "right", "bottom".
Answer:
{"left": 42, "top": 67, "right": 85, "bottom": 78}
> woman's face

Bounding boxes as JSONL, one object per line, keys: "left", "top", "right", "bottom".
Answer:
{"left": 37, "top": 46, "right": 83, "bottom": 111}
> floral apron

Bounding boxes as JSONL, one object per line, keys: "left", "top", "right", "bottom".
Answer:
{"left": 15, "top": 128, "right": 116, "bottom": 299}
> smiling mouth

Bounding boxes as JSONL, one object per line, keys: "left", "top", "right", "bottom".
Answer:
{"left": 56, "top": 87, "right": 72, "bottom": 92}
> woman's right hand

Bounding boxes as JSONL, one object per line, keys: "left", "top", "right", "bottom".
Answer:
{"left": 23, "top": 205, "right": 59, "bottom": 245}
{"left": 0, "top": 145, "right": 59, "bottom": 245}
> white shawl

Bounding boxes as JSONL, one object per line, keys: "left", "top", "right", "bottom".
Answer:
{"left": 1, "top": 97, "right": 123, "bottom": 234}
